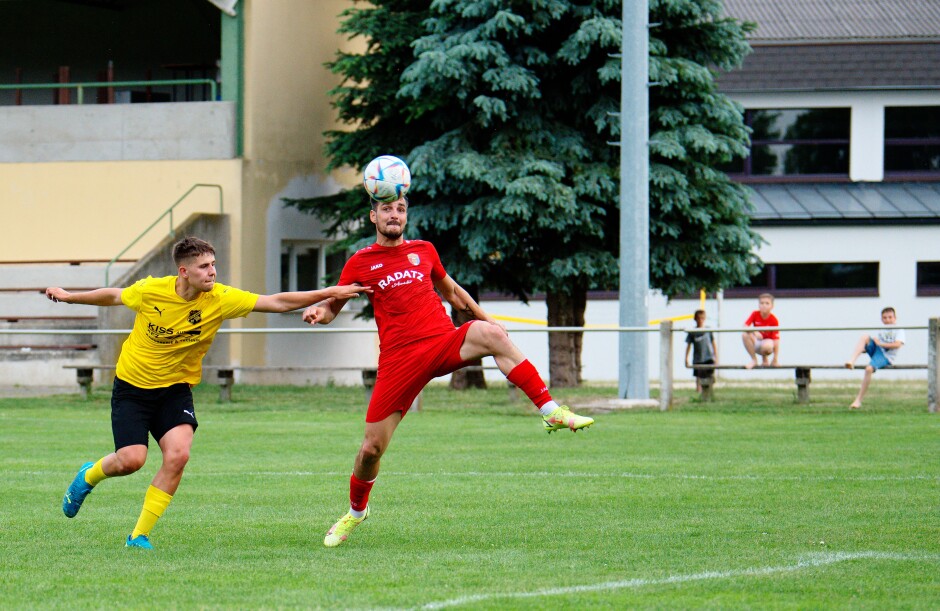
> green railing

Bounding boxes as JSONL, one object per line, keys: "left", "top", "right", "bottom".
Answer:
{"left": 0, "top": 79, "right": 217, "bottom": 105}
{"left": 105, "top": 184, "right": 224, "bottom": 286}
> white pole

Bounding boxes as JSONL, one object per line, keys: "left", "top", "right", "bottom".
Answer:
{"left": 619, "top": 0, "right": 650, "bottom": 399}
{"left": 659, "top": 320, "right": 673, "bottom": 410}
{"left": 929, "top": 317, "right": 938, "bottom": 413}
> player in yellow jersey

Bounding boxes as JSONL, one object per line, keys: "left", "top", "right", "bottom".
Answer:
{"left": 46, "top": 237, "right": 369, "bottom": 549}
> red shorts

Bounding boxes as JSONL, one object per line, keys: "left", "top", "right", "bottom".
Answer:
{"left": 366, "top": 321, "right": 476, "bottom": 423}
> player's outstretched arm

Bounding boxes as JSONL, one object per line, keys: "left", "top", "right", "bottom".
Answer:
{"left": 45, "top": 287, "right": 123, "bottom": 306}
{"left": 252, "top": 284, "right": 370, "bottom": 314}
{"left": 434, "top": 274, "right": 500, "bottom": 327}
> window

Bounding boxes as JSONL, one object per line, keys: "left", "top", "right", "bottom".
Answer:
{"left": 280, "top": 242, "right": 346, "bottom": 292}
{"left": 916, "top": 261, "right": 940, "bottom": 296}
{"left": 724, "top": 262, "right": 879, "bottom": 298}
{"left": 884, "top": 106, "right": 940, "bottom": 175}
{"left": 727, "top": 108, "right": 851, "bottom": 180}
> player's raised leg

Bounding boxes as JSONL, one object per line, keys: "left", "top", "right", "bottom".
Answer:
{"left": 62, "top": 445, "right": 146, "bottom": 518}
{"left": 63, "top": 460, "right": 99, "bottom": 517}
{"left": 460, "top": 321, "right": 594, "bottom": 433}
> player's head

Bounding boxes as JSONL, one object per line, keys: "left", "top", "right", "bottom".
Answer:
{"left": 758, "top": 293, "right": 774, "bottom": 314}
{"left": 172, "top": 237, "right": 217, "bottom": 292}
{"left": 881, "top": 306, "right": 896, "bottom": 324}
{"left": 694, "top": 309, "right": 706, "bottom": 326}
{"left": 370, "top": 195, "right": 408, "bottom": 241}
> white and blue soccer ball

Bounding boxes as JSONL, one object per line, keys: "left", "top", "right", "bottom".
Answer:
{"left": 363, "top": 155, "right": 411, "bottom": 203}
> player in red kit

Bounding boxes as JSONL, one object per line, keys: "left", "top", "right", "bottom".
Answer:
{"left": 302, "top": 195, "right": 595, "bottom": 547}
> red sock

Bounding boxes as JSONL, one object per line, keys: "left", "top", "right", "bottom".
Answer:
{"left": 507, "top": 359, "right": 552, "bottom": 408}
{"left": 349, "top": 473, "right": 375, "bottom": 512}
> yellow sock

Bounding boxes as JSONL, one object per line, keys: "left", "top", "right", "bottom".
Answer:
{"left": 131, "top": 485, "right": 173, "bottom": 539}
{"left": 84, "top": 458, "right": 108, "bottom": 487}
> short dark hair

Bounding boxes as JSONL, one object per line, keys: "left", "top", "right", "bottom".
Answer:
{"left": 370, "top": 194, "right": 409, "bottom": 212}
{"left": 694, "top": 309, "right": 706, "bottom": 318}
{"left": 172, "top": 237, "right": 215, "bottom": 266}
{"left": 881, "top": 306, "right": 896, "bottom": 316}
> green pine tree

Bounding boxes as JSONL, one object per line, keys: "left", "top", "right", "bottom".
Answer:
{"left": 288, "top": 0, "right": 759, "bottom": 387}
{"left": 649, "top": 0, "right": 762, "bottom": 297}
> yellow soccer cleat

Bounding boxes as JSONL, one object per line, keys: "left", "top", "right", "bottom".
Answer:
{"left": 324, "top": 506, "right": 370, "bottom": 548}
{"left": 543, "top": 405, "right": 594, "bottom": 434}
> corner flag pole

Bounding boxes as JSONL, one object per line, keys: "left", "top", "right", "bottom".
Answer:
{"left": 619, "top": 0, "right": 650, "bottom": 399}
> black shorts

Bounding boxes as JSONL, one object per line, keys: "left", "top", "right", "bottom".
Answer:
{"left": 111, "top": 376, "right": 198, "bottom": 450}
{"left": 693, "top": 359, "right": 715, "bottom": 379}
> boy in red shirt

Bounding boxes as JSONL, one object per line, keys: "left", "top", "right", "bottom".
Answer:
{"left": 742, "top": 293, "right": 779, "bottom": 368}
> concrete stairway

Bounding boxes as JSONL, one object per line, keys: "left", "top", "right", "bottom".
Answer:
{"left": 0, "top": 261, "right": 133, "bottom": 384}
{"left": 0, "top": 213, "right": 229, "bottom": 387}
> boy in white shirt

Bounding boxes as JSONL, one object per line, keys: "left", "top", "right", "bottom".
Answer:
{"left": 845, "top": 307, "right": 905, "bottom": 409}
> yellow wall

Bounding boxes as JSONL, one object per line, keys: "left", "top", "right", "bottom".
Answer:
{"left": 1, "top": 159, "right": 242, "bottom": 263}
{"left": 243, "top": 0, "right": 360, "bottom": 165}
{"left": 235, "top": 0, "right": 363, "bottom": 364}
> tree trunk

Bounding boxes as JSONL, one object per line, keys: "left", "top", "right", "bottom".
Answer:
{"left": 546, "top": 287, "right": 586, "bottom": 388}
{"left": 449, "top": 285, "right": 487, "bottom": 390}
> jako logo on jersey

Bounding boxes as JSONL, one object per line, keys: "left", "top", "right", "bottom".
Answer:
{"left": 370, "top": 263, "right": 384, "bottom": 271}
{"left": 378, "top": 269, "right": 424, "bottom": 289}
{"left": 407, "top": 253, "right": 420, "bottom": 266}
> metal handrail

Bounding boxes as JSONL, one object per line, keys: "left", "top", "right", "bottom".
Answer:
{"left": 104, "top": 184, "right": 224, "bottom": 286}
{"left": 0, "top": 79, "right": 217, "bottom": 104}
{"left": 0, "top": 326, "right": 657, "bottom": 336}
{"left": 1, "top": 324, "right": 930, "bottom": 336}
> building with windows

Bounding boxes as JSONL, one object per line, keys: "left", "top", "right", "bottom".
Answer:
{"left": 711, "top": 0, "right": 940, "bottom": 378}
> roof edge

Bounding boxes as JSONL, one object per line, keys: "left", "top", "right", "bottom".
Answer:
{"left": 751, "top": 217, "right": 940, "bottom": 227}
{"left": 749, "top": 38, "right": 940, "bottom": 45}
{"left": 719, "top": 85, "right": 940, "bottom": 94}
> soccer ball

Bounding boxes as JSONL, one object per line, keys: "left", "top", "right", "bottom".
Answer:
{"left": 363, "top": 155, "right": 411, "bottom": 203}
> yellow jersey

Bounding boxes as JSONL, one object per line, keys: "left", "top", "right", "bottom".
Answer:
{"left": 116, "top": 276, "right": 259, "bottom": 388}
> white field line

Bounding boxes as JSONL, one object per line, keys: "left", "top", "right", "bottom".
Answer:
{"left": 183, "top": 470, "right": 939, "bottom": 482}
{"left": 415, "top": 551, "right": 940, "bottom": 610}
{"left": 19, "top": 470, "right": 939, "bottom": 482}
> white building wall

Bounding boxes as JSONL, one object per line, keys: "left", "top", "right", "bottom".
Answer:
{"left": 850, "top": 98, "right": 884, "bottom": 181}
{"left": 481, "top": 223, "right": 940, "bottom": 384}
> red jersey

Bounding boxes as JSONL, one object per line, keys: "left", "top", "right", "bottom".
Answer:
{"left": 339, "top": 240, "right": 456, "bottom": 351}
{"left": 744, "top": 311, "right": 779, "bottom": 340}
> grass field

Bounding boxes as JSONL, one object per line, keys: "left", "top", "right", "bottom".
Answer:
{"left": 1, "top": 381, "right": 938, "bottom": 609}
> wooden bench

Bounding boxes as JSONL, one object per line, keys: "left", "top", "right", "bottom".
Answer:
{"left": 2, "top": 344, "right": 96, "bottom": 351}
{"left": 204, "top": 366, "right": 383, "bottom": 404}
{"left": 64, "top": 364, "right": 509, "bottom": 409}
{"left": 689, "top": 364, "right": 927, "bottom": 403}
{"left": 63, "top": 364, "right": 382, "bottom": 403}
{"left": 63, "top": 365, "right": 116, "bottom": 399}
{"left": 0, "top": 315, "right": 96, "bottom": 322}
